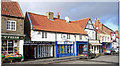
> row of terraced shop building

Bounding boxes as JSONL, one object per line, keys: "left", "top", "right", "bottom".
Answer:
{"left": 1, "top": 1, "right": 119, "bottom": 60}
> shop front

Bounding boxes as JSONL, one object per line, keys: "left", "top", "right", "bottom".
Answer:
{"left": 56, "top": 41, "right": 74, "bottom": 57}
{"left": 1, "top": 34, "right": 25, "bottom": 62}
{"left": 24, "top": 41, "right": 54, "bottom": 60}
{"left": 101, "top": 42, "right": 112, "bottom": 53}
{"left": 76, "top": 41, "right": 88, "bottom": 56}
{"left": 89, "top": 40, "right": 102, "bottom": 54}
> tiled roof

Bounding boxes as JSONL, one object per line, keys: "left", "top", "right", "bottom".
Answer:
{"left": 71, "top": 18, "right": 90, "bottom": 29}
{"left": 95, "top": 29, "right": 107, "bottom": 34}
{"left": 102, "top": 24, "right": 113, "bottom": 35}
{"left": 27, "top": 12, "right": 87, "bottom": 35}
{"left": 1, "top": 2, "right": 23, "bottom": 17}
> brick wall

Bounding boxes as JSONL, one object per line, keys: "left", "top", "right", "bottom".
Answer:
{"left": 1, "top": 15, "right": 24, "bottom": 35}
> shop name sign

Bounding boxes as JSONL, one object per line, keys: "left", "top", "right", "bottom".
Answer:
{"left": 57, "top": 41, "right": 73, "bottom": 44}
{"left": 2, "top": 35, "right": 24, "bottom": 40}
{"left": 89, "top": 40, "right": 99, "bottom": 43}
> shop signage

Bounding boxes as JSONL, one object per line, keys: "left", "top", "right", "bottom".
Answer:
{"left": 24, "top": 41, "right": 55, "bottom": 45}
{"left": 89, "top": 40, "right": 99, "bottom": 43}
{"left": 57, "top": 41, "right": 73, "bottom": 44}
{"left": 2, "top": 35, "right": 24, "bottom": 40}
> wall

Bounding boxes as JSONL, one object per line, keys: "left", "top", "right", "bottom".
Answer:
{"left": 31, "top": 30, "right": 55, "bottom": 42}
{"left": 84, "top": 29, "right": 96, "bottom": 40}
{"left": 1, "top": 16, "right": 24, "bottom": 35}
{"left": 19, "top": 40, "right": 24, "bottom": 56}
{"left": 97, "top": 33, "right": 111, "bottom": 43}
{"left": 76, "top": 35, "right": 88, "bottom": 41}
{"left": 56, "top": 33, "right": 75, "bottom": 41}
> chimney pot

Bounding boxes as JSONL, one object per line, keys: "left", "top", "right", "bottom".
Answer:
{"left": 56, "top": 12, "right": 60, "bottom": 19}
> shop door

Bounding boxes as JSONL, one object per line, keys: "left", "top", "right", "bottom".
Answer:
{"left": 79, "top": 44, "right": 84, "bottom": 54}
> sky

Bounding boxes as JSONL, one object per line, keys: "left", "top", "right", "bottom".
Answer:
{"left": 13, "top": 0, "right": 119, "bottom": 31}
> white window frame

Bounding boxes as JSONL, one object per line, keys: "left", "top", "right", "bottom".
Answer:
{"left": 6, "top": 20, "right": 16, "bottom": 31}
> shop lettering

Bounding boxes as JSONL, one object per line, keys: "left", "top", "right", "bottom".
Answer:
{"left": 2, "top": 35, "right": 24, "bottom": 40}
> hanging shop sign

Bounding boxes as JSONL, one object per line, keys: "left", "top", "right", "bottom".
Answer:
{"left": 2, "top": 35, "right": 24, "bottom": 40}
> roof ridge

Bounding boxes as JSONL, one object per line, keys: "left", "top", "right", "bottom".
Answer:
{"left": 71, "top": 17, "right": 90, "bottom": 23}
{"left": 27, "top": 12, "right": 70, "bottom": 22}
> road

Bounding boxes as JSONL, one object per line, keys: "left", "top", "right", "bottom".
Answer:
{"left": 54, "top": 54, "right": 119, "bottom": 64}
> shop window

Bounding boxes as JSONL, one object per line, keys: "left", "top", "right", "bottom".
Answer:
{"left": 6, "top": 20, "right": 16, "bottom": 31}
{"left": 64, "top": 45, "right": 67, "bottom": 53}
{"left": 61, "top": 45, "right": 64, "bottom": 53}
{"left": 57, "top": 46, "right": 60, "bottom": 54}
{"left": 2, "top": 40, "right": 15, "bottom": 54}
{"left": 42, "top": 32, "right": 47, "bottom": 38}
{"left": 67, "top": 45, "right": 70, "bottom": 53}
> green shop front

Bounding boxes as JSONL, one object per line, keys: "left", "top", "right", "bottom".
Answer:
{"left": 1, "top": 34, "right": 25, "bottom": 62}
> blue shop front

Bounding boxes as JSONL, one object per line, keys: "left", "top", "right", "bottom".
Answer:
{"left": 56, "top": 41, "right": 75, "bottom": 57}
{"left": 76, "top": 41, "right": 88, "bottom": 56}
{"left": 100, "top": 42, "right": 112, "bottom": 53}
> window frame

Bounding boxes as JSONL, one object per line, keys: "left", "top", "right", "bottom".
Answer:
{"left": 67, "top": 34, "right": 70, "bottom": 39}
{"left": 6, "top": 20, "right": 16, "bottom": 31}
{"left": 42, "top": 32, "right": 47, "bottom": 38}
{"left": 79, "top": 35, "right": 82, "bottom": 40}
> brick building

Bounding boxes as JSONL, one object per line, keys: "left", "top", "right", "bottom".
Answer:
{"left": 1, "top": 1, "right": 25, "bottom": 56}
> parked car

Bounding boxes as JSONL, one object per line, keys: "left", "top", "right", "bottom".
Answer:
{"left": 104, "top": 48, "right": 119, "bottom": 55}
{"left": 111, "top": 48, "right": 119, "bottom": 54}
{"left": 79, "top": 51, "right": 96, "bottom": 59}
{"left": 104, "top": 48, "right": 111, "bottom": 55}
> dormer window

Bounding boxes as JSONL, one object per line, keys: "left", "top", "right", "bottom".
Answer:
{"left": 6, "top": 20, "right": 16, "bottom": 31}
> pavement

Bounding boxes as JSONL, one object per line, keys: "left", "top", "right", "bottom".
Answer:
{"left": 2, "top": 54, "right": 119, "bottom": 64}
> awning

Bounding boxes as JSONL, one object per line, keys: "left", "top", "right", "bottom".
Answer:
{"left": 89, "top": 43, "right": 102, "bottom": 45}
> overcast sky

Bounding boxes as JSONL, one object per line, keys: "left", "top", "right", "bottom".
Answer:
{"left": 15, "top": 0, "right": 118, "bottom": 31}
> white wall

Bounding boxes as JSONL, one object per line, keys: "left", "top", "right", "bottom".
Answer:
{"left": 56, "top": 33, "right": 75, "bottom": 41}
{"left": 19, "top": 40, "right": 24, "bottom": 56}
{"left": 84, "top": 29, "right": 96, "bottom": 40}
{"left": 31, "top": 30, "right": 55, "bottom": 41}
{"left": 76, "top": 35, "right": 88, "bottom": 41}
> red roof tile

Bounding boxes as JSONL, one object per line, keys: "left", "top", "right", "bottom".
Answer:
{"left": 1, "top": 2, "right": 23, "bottom": 17}
{"left": 27, "top": 12, "right": 87, "bottom": 35}
{"left": 71, "top": 18, "right": 90, "bottom": 29}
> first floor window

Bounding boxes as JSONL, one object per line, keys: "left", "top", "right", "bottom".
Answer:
{"left": 42, "top": 32, "right": 47, "bottom": 38}
{"left": 6, "top": 20, "right": 16, "bottom": 31}
{"left": 67, "top": 34, "right": 70, "bottom": 39}
{"left": 79, "top": 35, "right": 82, "bottom": 40}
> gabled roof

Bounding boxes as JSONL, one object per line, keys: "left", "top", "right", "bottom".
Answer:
{"left": 1, "top": 1, "right": 23, "bottom": 17}
{"left": 27, "top": 12, "right": 87, "bottom": 35}
{"left": 71, "top": 18, "right": 90, "bottom": 29}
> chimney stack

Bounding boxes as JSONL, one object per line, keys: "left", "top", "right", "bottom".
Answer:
{"left": 94, "top": 18, "right": 99, "bottom": 29}
{"left": 99, "top": 22, "right": 103, "bottom": 30}
{"left": 46, "top": 12, "right": 54, "bottom": 20}
{"left": 65, "top": 16, "right": 69, "bottom": 23}
{"left": 56, "top": 12, "right": 60, "bottom": 19}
